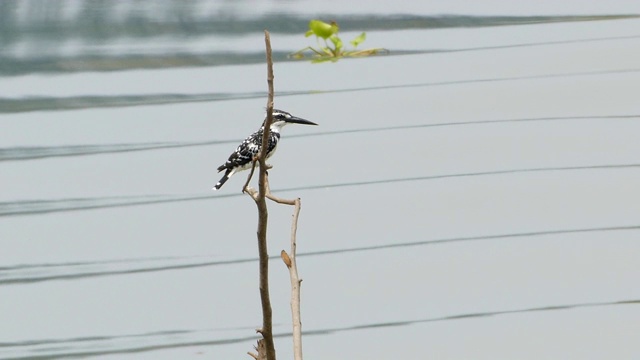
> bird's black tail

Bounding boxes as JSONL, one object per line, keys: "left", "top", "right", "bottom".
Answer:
{"left": 213, "top": 172, "right": 230, "bottom": 190}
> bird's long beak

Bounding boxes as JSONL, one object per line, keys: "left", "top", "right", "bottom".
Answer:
{"left": 285, "top": 116, "right": 318, "bottom": 126}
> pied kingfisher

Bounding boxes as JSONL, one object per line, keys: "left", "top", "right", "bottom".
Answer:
{"left": 213, "top": 109, "right": 317, "bottom": 190}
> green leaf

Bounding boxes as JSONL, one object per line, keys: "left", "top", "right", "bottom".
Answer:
{"left": 305, "top": 29, "right": 314, "bottom": 37}
{"left": 308, "top": 20, "right": 339, "bottom": 39}
{"left": 329, "top": 35, "right": 343, "bottom": 53}
{"left": 350, "top": 32, "right": 366, "bottom": 48}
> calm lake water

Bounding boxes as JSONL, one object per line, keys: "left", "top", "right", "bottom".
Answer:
{"left": 1, "top": 1, "right": 640, "bottom": 359}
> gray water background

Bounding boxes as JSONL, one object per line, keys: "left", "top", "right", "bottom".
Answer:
{"left": 1, "top": 1, "right": 640, "bottom": 359}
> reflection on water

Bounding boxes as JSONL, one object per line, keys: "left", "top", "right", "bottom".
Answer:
{"left": 1, "top": 0, "right": 638, "bottom": 76}
{"left": 1, "top": 299, "right": 637, "bottom": 359}
{"left": 1, "top": 224, "right": 638, "bottom": 285}
{"left": 0, "top": 140, "right": 235, "bottom": 161}
{"left": 1, "top": 115, "right": 638, "bottom": 161}
{"left": 3, "top": 64, "right": 640, "bottom": 114}
{"left": 1, "top": 163, "right": 638, "bottom": 216}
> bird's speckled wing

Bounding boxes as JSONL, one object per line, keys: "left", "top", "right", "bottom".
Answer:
{"left": 217, "top": 130, "right": 261, "bottom": 172}
{"left": 217, "top": 129, "right": 280, "bottom": 172}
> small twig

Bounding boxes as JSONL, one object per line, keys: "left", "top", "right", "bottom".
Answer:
{"left": 280, "top": 250, "right": 292, "bottom": 268}
{"left": 266, "top": 192, "right": 295, "bottom": 205}
{"left": 264, "top": 175, "right": 295, "bottom": 205}
{"left": 242, "top": 158, "right": 259, "bottom": 198}
{"left": 248, "top": 339, "right": 267, "bottom": 360}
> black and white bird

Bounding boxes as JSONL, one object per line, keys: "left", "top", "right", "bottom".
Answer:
{"left": 213, "top": 109, "right": 317, "bottom": 190}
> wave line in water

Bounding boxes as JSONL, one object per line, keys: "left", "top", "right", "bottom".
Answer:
{"left": 1, "top": 114, "right": 638, "bottom": 162}
{"left": 2, "top": 67, "right": 640, "bottom": 113}
{"left": 1, "top": 224, "right": 637, "bottom": 285}
{"left": 1, "top": 163, "right": 638, "bottom": 217}
{"left": 0, "top": 299, "right": 636, "bottom": 359}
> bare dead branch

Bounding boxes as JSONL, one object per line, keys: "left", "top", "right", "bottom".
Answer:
{"left": 242, "top": 158, "right": 258, "bottom": 195}
{"left": 247, "top": 339, "right": 267, "bottom": 360}
{"left": 244, "top": 29, "right": 304, "bottom": 360}
{"left": 262, "top": 173, "right": 304, "bottom": 360}
{"left": 243, "top": 30, "right": 276, "bottom": 360}
{"left": 266, "top": 192, "right": 296, "bottom": 205}
{"left": 287, "top": 197, "right": 304, "bottom": 360}
{"left": 244, "top": 186, "right": 258, "bottom": 200}
{"left": 263, "top": 175, "right": 296, "bottom": 205}
{"left": 250, "top": 29, "right": 276, "bottom": 360}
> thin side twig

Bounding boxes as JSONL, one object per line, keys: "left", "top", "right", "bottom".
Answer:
{"left": 264, "top": 175, "right": 295, "bottom": 205}
{"left": 247, "top": 339, "right": 267, "bottom": 360}
{"left": 242, "top": 158, "right": 258, "bottom": 198}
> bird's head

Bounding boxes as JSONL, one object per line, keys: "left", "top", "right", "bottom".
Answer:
{"left": 265, "top": 109, "right": 318, "bottom": 131}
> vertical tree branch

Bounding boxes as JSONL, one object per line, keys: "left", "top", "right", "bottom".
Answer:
{"left": 286, "top": 198, "right": 303, "bottom": 360}
{"left": 265, "top": 177, "right": 304, "bottom": 360}
{"left": 247, "top": 30, "right": 276, "bottom": 360}
{"left": 247, "top": 30, "right": 305, "bottom": 360}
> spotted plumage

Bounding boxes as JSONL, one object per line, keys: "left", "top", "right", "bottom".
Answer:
{"left": 213, "top": 109, "right": 317, "bottom": 190}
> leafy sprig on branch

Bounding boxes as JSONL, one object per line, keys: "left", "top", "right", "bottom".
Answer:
{"left": 289, "top": 20, "right": 388, "bottom": 62}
